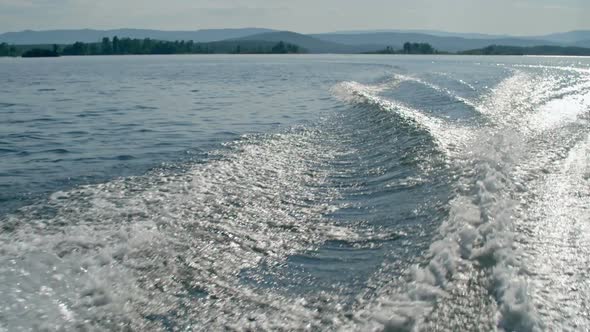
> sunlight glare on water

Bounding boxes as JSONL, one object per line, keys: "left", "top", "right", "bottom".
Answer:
{"left": 0, "top": 55, "right": 589, "bottom": 331}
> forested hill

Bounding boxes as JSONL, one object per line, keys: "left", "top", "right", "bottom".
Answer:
{"left": 0, "top": 37, "right": 306, "bottom": 57}
{"left": 236, "top": 31, "right": 381, "bottom": 53}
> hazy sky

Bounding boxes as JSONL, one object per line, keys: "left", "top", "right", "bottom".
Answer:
{"left": 1, "top": 0, "right": 588, "bottom": 35}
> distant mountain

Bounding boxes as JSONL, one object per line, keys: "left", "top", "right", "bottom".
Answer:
{"left": 531, "top": 30, "right": 590, "bottom": 44}
{"left": 327, "top": 29, "right": 510, "bottom": 40}
{"left": 236, "top": 31, "right": 382, "bottom": 53}
{"left": 3, "top": 28, "right": 589, "bottom": 53}
{"left": 325, "top": 29, "right": 590, "bottom": 45}
{"left": 311, "top": 32, "right": 561, "bottom": 52}
{"left": 0, "top": 28, "right": 276, "bottom": 45}
{"left": 574, "top": 39, "right": 590, "bottom": 48}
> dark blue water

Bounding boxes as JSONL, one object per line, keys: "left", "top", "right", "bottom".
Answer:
{"left": 1, "top": 55, "right": 589, "bottom": 331}
{"left": 0, "top": 56, "right": 380, "bottom": 214}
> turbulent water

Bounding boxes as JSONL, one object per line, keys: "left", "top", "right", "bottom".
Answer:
{"left": 0, "top": 55, "right": 589, "bottom": 331}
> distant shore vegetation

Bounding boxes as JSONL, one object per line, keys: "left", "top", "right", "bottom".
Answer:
{"left": 460, "top": 44, "right": 590, "bottom": 56}
{"left": 2, "top": 38, "right": 590, "bottom": 57}
{"left": 21, "top": 46, "right": 60, "bottom": 58}
{"left": 366, "top": 42, "right": 590, "bottom": 56}
{"left": 0, "top": 37, "right": 305, "bottom": 57}
{"left": 367, "top": 42, "right": 443, "bottom": 54}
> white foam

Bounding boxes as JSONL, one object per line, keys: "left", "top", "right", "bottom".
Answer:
{"left": 344, "top": 65, "right": 589, "bottom": 331}
{"left": 332, "top": 81, "right": 472, "bottom": 154}
{"left": 338, "top": 67, "right": 590, "bottom": 331}
{"left": 342, "top": 127, "right": 547, "bottom": 330}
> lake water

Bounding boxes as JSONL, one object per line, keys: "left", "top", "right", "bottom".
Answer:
{"left": 1, "top": 54, "right": 589, "bottom": 331}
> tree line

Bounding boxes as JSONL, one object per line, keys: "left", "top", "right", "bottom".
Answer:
{"left": 6, "top": 39, "right": 590, "bottom": 57}
{"left": 61, "top": 37, "right": 305, "bottom": 55}
{"left": 370, "top": 42, "right": 440, "bottom": 54}
{"left": 1, "top": 37, "right": 306, "bottom": 57}
{"left": 0, "top": 43, "right": 18, "bottom": 57}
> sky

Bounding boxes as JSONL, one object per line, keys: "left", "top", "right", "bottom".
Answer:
{"left": 0, "top": 0, "right": 588, "bottom": 35}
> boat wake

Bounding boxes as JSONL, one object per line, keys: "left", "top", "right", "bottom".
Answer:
{"left": 332, "top": 64, "right": 590, "bottom": 331}
{"left": 1, "top": 60, "right": 589, "bottom": 331}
